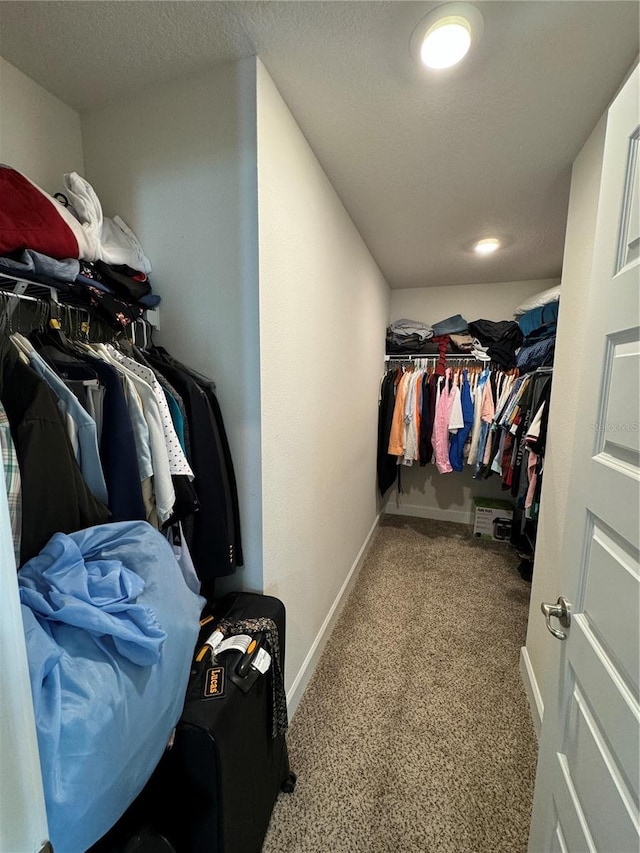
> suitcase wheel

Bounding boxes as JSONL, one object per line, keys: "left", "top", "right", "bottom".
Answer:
{"left": 280, "top": 771, "right": 297, "bottom": 794}
{"left": 123, "top": 828, "right": 176, "bottom": 853}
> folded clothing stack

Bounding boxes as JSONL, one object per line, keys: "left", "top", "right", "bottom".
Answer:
{"left": 386, "top": 318, "right": 434, "bottom": 354}
{"left": 516, "top": 301, "right": 559, "bottom": 372}
{"left": 449, "top": 332, "right": 474, "bottom": 351}
{"left": 0, "top": 165, "right": 161, "bottom": 329}
{"left": 430, "top": 314, "right": 468, "bottom": 336}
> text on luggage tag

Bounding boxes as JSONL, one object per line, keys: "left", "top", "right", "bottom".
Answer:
{"left": 204, "top": 666, "right": 225, "bottom": 699}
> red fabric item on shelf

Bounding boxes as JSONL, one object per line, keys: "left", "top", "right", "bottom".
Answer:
{"left": 0, "top": 166, "right": 80, "bottom": 259}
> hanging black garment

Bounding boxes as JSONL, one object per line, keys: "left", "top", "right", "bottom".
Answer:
{"left": 145, "top": 347, "right": 242, "bottom": 580}
{"left": 162, "top": 349, "right": 243, "bottom": 567}
{"left": 526, "top": 374, "right": 552, "bottom": 457}
{"left": 42, "top": 352, "right": 147, "bottom": 523}
{"left": 418, "top": 372, "right": 431, "bottom": 466}
{"left": 0, "top": 337, "right": 110, "bottom": 565}
{"left": 377, "top": 369, "right": 398, "bottom": 497}
{"left": 197, "top": 380, "right": 243, "bottom": 567}
{"left": 419, "top": 373, "right": 437, "bottom": 466}
{"left": 512, "top": 372, "right": 551, "bottom": 508}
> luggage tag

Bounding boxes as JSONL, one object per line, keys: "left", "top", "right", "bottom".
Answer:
{"left": 215, "top": 634, "right": 258, "bottom": 693}
{"left": 214, "top": 634, "right": 269, "bottom": 694}
{"left": 189, "top": 629, "right": 227, "bottom": 700}
{"left": 203, "top": 665, "right": 226, "bottom": 699}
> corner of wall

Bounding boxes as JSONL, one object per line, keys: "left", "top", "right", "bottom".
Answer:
{"left": 285, "top": 514, "right": 381, "bottom": 718}
{"left": 81, "top": 60, "right": 264, "bottom": 593}
{"left": 0, "top": 56, "right": 85, "bottom": 191}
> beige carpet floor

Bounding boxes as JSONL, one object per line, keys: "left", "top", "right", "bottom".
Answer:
{"left": 262, "top": 515, "right": 539, "bottom": 853}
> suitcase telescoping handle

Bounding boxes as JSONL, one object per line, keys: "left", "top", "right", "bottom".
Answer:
{"left": 194, "top": 628, "right": 224, "bottom": 664}
{"left": 236, "top": 631, "right": 265, "bottom": 678}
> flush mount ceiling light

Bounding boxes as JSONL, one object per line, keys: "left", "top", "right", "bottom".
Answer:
{"left": 410, "top": 3, "right": 484, "bottom": 70}
{"left": 474, "top": 238, "right": 501, "bottom": 255}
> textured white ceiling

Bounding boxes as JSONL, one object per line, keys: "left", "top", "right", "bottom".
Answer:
{"left": 0, "top": 1, "right": 638, "bottom": 288}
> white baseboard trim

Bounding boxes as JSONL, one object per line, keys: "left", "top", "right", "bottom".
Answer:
{"left": 286, "top": 513, "right": 381, "bottom": 719}
{"left": 520, "top": 645, "right": 543, "bottom": 739}
{"left": 383, "top": 502, "right": 473, "bottom": 526}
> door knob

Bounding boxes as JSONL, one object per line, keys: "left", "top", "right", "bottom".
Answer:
{"left": 541, "top": 596, "right": 572, "bottom": 640}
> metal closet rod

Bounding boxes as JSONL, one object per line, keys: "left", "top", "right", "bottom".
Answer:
{"left": 384, "top": 354, "right": 485, "bottom": 362}
{"left": 0, "top": 271, "right": 160, "bottom": 330}
{"left": 0, "top": 272, "right": 155, "bottom": 345}
{"left": 0, "top": 272, "right": 62, "bottom": 302}
{"left": 0, "top": 274, "right": 89, "bottom": 324}
{"left": 0, "top": 273, "right": 121, "bottom": 345}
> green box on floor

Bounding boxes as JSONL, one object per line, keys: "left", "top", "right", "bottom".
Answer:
{"left": 472, "top": 497, "right": 514, "bottom": 542}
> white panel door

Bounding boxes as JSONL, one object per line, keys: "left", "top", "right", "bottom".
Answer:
{"left": 528, "top": 65, "right": 640, "bottom": 852}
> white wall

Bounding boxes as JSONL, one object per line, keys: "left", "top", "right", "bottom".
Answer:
{"left": 81, "top": 60, "right": 263, "bottom": 592}
{"left": 390, "top": 278, "right": 560, "bottom": 328}
{"left": 82, "top": 59, "right": 390, "bottom": 713}
{"left": 256, "top": 60, "right": 390, "bottom": 710}
{"left": 385, "top": 278, "right": 560, "bottom": 523}
{"left": 0, "top": 57, "right": 84, "bottom": 192}
{"left": 523, "top": 116, "right": 607, "bottom": 728}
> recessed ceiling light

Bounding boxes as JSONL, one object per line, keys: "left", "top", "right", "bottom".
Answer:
{"left": 474, "top": 238, "right": 501, "bottom": 255}
{"left": 410, "top": 3, "right": 484, "bottom": 71}
{"left": 422, "top": 18, "right": 471, "bottom": 69}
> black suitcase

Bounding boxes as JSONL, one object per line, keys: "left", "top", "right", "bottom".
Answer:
{"left": 156, "top": 591, "right": 296, "bottom": 853}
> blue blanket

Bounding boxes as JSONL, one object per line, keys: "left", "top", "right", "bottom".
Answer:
{"left": 517, "top": 301, "right": 559, "bottom": 337}
{"left": 19, "top": 521, "right": 204, "bottom": 853}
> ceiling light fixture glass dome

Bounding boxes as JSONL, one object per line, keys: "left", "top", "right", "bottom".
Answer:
{"left": 410, "top": 3, "right": 484, "bottom": 71}
{"left": 474, "top": 238, "right": 501, "bottom": 255}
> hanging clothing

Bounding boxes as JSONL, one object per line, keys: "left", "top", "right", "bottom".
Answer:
{"left": 0, "top": 399, "right": 22, "bottom": 565}
{"left": 473, "top": 375, "right": 495, "bottom": 478}
{"left": 379, "top": 357, "right": 554, "bottom": 519}
{"left": 11, "top": 334, "right": 108, "bottom": 505}
{"left": 418, "top": 371, "right": 435, "bottom": 466}
{"left": 403, "top": 370, "right": 424, "bottom": 464}
{"left": 130, "top": 342, "right": 192, "bottom": 458}
{"left": 145, "top": 346, "right": 243, "bottom": 580}
{"left": 525, "top": 449, "right": 540, "bottom": 516}
{"left": 388, "top": 371, "right": 411, "bottom": 457}
{"left": 466, "top": 368, "right": 489, "bottom": 467}
{"left": 90, "top": 343, "right": 175, "bottom": 523}
{"left": 448, "top": 379, "right": 464, "bottom": 433}
{"left": 0, "top": 336, "right": 110, "bottom": 565}
{"left": 106, "top": 346, "right": 193, "bottom": 478}
{"left": 433, "top": 370, "right": 454, "bottom": 474}
{"left": 45, "top": 351, "right": 147, "bottom": 523}
{"left": 377, "top": 369, "right": 399, "bottom": 496}
{"left": 449, "top": 371, "right": 474, "bottom": 472}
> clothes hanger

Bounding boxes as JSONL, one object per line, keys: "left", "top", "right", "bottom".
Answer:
{"left": 30, "top": 303, "right": 69, "bottom": 355}
{"left": 29, "top": 300, "right": 95, "bottom": 366}
{"left": 0, "top": 292, "right": 11, "bottom": 337}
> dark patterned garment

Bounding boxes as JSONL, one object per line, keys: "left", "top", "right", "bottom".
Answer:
{"left": 216, "top": 616, "right": 288, "bottom": 738}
